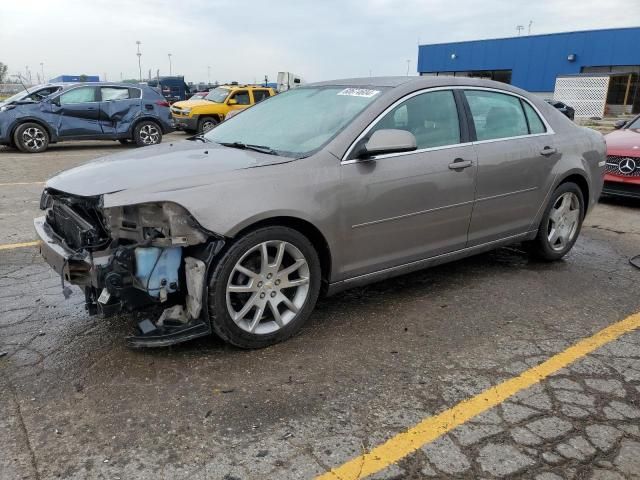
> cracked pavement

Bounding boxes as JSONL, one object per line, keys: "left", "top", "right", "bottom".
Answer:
{"left": 1, "top": 137, "right": 639, "bottom": 479}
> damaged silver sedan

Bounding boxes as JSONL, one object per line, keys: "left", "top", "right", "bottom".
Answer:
{"left": 35, "top": 76, "right": 605, "bottom": 348}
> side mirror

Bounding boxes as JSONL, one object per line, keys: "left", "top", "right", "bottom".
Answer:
{"left": 227, "top": 98, "right": 238, "bottom": 105}
{"left": 614, "top": 120, "right": 626, "bottom": 130}
{"left": 360, "top": 129, "right": 417, "bottom": 158}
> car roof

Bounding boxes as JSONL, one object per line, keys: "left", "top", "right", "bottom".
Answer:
{"left": 216, "top": 84, "right": 273, "bottom": 91}
{"left": 308, "top": 76, "right": 532, "bottom": 95}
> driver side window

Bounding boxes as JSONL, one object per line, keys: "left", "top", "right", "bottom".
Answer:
{"left": 230, "top": 90, "right": 250, "bottom": 105}
{"left": 368, "top": 90, "right": 461, "bottom": 150}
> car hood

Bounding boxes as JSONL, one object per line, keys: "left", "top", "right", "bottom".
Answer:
{"left": 173, "top": 99, "right": 213, "bottom": 108}
{"left": 605, "top": 129, "right": 640, "bottom": 153}
{"left": 46, "top": 140, "right": 294, "bottom": 197}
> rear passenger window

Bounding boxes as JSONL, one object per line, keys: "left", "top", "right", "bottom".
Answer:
{"left": 368, "top": 90, "right": 461, "bottom": 150}
{"left": 252, "top": 90, "right": 269, "bottom": 103}
{"left": 101, "top": 87, "right": 130, "bottom": 101}
{"left": 522, "top": 101, "right": 546, "bottom": 134}
{"left": 465, "top": 90, "right": 528, "bottom": 141}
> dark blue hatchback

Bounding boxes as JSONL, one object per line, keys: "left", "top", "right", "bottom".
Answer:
{"left": 0, "top": 82, "right": 173, "bottom": 153}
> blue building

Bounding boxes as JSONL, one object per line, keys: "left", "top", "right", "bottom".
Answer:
{"left": 49, "top": 75, "right": 100, "bottom": 83}
{"left": 417, "top": 27, "right": 640, "bottom": 115}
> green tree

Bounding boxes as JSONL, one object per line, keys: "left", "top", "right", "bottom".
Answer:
{"left": 79, "top": 74, "right": 88, "bottom": 82}
{"left": 0, "top": 62, "right": 8, "bottom": 83}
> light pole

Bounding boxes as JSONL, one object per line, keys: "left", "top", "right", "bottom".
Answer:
{"left": 136, "top": 41, "right": 142, "bottom": 82}
{"left": 207, "top": 65, "right": 211, "bottom": 85}
{"left": 406, "top": 59, "right": 411, "bottom": 76}
{"left": 40, "top": 62, "right": 44, "bottom": 83}
{"left": 168, "top": 53, "right": 172, "bottom": 76}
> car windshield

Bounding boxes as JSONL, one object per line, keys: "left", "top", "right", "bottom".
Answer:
{"left": 1, "top": 89, "right": 30, "bottom": 104}
{"left": 204, "top": 86, "right": 385, "bottom": 157}
{"left": 205, "top": 87, "right": 230, "bottom": 103}
{"left": 627, "top": 116, "right": 640, "bottom": 129}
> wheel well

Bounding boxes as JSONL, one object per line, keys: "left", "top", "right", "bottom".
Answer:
{"left": 559, "top": 174, "right": 590, "bottom": 211}
{"left": 233, "top": 217, "right": 332, "bottom": 286}
{"left": 199, "top": 115, "right": 220, "bottom": 124}
{"left": 11, "top": 120, "right": 53, "bottom": 142}
{"left": 132, "top": 117, "right": 162, "bottom": 136}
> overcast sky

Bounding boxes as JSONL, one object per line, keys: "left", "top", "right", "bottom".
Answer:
{"left": 1, "top": 0, "right": 638, "bottom": 85}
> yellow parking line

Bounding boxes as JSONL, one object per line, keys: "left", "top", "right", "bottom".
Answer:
{"left": 0, "top": 181, "right": 44, "bottom": 187}
{"left": 316, "top": 311, "right": 640, "bottom": 480}
{"left": 0, "top": 241, "right": 40, "bottom": 251}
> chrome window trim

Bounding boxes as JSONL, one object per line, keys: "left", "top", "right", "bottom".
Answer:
{"left": 341, "top": 85, "right": 555, "bottom": 164}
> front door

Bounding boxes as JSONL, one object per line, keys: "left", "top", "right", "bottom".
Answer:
{"left": 51, "top": 86, "right": 101, "bottom": 137}
{"left": 463, "top": 89, "right": 558, "bottom": 245}
{"left": 339, "top": 89, "right": 477, "bottom": 280}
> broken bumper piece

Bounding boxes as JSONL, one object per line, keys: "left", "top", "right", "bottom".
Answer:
{"left": 126, "top": 317, "right": 211, "bottom": 348}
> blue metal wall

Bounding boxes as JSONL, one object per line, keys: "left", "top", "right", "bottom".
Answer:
{"left": 417, "top": 27, "right": 640, "bottom": 92}
{"left": 49, "top": 75, "right": 100, "bottom": 83}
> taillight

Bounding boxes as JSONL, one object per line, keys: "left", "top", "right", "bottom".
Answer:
{"left": 155, "top": 100, "right": 170, "bottom": 107}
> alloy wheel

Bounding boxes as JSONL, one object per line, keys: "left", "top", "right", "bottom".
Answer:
{"left": 226, "top": 240, "right": 310, "bottom": 335}
{"left": 547, "top": 192, "right": 580, "bottom": 251}
{"left": 139, "top": 124, "right": 160, "bottom": 145}
{"left": 201, "top": 120, "right": 216, "bottom": 133}
{"left": 22, "top": 127, "right": 46, "bottom": 151}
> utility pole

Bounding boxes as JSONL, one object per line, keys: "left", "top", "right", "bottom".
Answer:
{"left": 516, "top": 25, "right": 524, "bottom": 36}
{"left": 207, "top": 66, "right": 211, "bottom": 85}
{"left": 136, "top": 40, "right": 142, "bottom": 82}
{"left": 406, "top": 59, "right": 411, "bottom": 76}
{"left": 168, "top": 53, "right": 172, "bottom": 75}
{"left": 528, "top": 20, "right": 533, "bottom": 35}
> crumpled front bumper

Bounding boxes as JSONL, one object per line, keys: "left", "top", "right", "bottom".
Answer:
{"left": 34, "top": 216, "right": 93, "bottom": 286}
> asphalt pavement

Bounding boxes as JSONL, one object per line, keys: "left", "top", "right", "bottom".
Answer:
{"left": 1, "top": 134, "right": 639, "bottom": 480}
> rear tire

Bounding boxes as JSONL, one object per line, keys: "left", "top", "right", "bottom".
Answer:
{"left": 133, "top": 121, "right": 162, "bottom": 147}
{"left": 529, "top": 182, "right": 584, "bottom": 261}
{"left": 208, "top": 226, "right": 321, "bottom": 349}
{"left": 13, "top": 122, "right": 49, "bottom": 153}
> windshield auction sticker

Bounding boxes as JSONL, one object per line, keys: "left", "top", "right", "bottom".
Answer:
{"left": 337, "top": 88, "right": 380, "bottom": 98}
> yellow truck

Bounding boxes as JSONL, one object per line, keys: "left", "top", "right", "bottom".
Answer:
{"left": 170, "top": 84, "right": 275, "bottom": 133}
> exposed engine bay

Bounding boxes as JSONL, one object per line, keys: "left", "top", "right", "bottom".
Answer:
{"left": 37, "top": 188, "right": 224, "bottom": 347}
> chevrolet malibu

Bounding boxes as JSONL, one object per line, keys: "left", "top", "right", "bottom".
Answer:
{"left": 35, "top": 77, "right": 605, "bottom": 348}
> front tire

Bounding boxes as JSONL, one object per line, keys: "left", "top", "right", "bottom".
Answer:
{"left": 198, "top": 116, "right": 219, "bottom": 133}
{"left": 133, "top": 121, "right": 162, "bottom": 147}
{"left": 14, "top": 122, "right": 49, "bottom": 153}
{"left": 208, "top": 227, "right": 321, "bottom": 349}
{"left": 529, "top": 182, "right": 584, "bottom": 261}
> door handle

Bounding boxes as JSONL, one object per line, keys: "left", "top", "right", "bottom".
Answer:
{"left": 448, "top": 158, "right": 473, "bottom": 170}
{"left": 540, "top": 146, "right": 557, "bottom": 156}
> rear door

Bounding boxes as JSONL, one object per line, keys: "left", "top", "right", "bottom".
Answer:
{"left": 99, "top": 86, "right": 142, "bottom": 135}
{"left": 51, "top": 86, "right": 102, "bottom": 137}
{"left": 251, "top": 89, "right": 271, "bottom": 104}
{"left": 463, "top": 89, "right": 557, "bottom": 245}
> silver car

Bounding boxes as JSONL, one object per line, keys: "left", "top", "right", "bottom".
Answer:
{"left": 35, "top": 77, "right": 605, "bottom": 348}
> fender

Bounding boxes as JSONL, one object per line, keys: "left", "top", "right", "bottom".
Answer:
{"left": 10, "top": 116, "right": 60, "bottom": 142}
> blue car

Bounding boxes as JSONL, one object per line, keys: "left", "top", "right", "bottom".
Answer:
{"left": 0, "top": 82, "right": 173, "bottom": 153}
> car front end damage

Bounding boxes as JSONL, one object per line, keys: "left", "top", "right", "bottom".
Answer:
{"left": 35, "top": 188, "right": 224, "bottom": 347}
